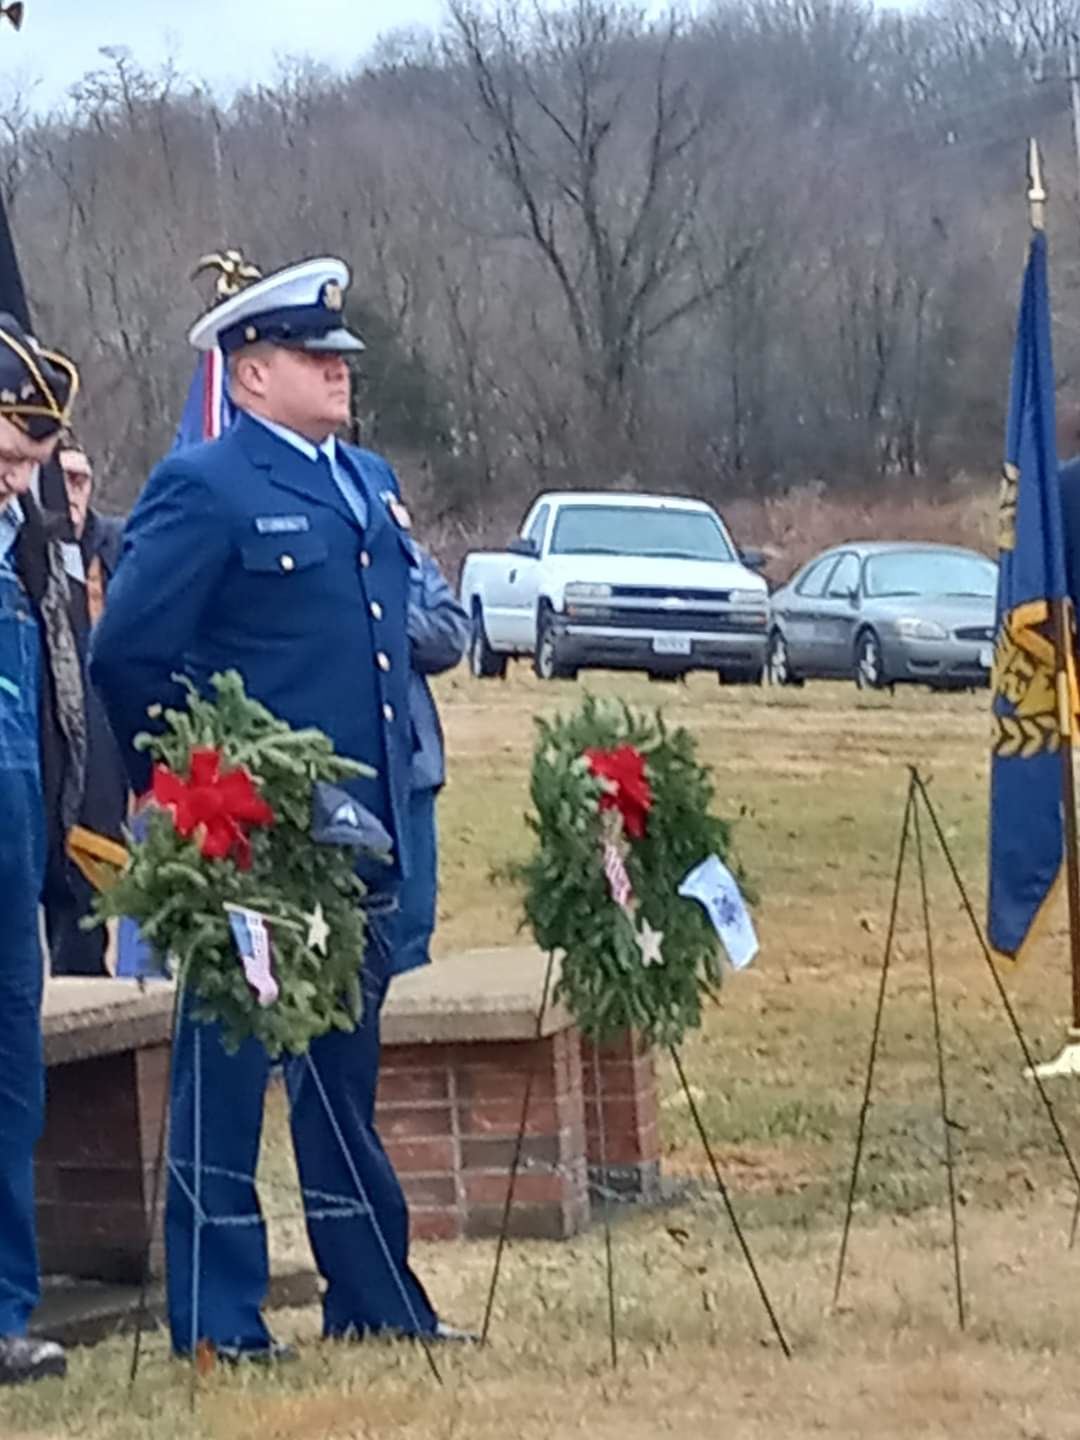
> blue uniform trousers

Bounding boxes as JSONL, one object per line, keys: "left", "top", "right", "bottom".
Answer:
{"left": 165, "top": 918, "right": 437, "bottom": 1353}
{"left": 387, "top": 787, "right": 437, "bottom": 977}
{"left": 0, "top": 574, "right": 46, "bottom": 1337}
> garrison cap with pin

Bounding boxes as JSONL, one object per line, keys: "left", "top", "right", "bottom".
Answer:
{"left": 310, "top": 782, "right": 392, "bottom": 858}
{"left": 188, "top": 256, "right": 366, "bottom": 356}
{"left": 0, "top": 312, "right": 79, "bottom": 441}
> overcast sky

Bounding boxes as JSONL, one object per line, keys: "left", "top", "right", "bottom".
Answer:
{"left": 1, "top": 1, "right": 915, "bottom": 110}
{"left": 0, "top": 0, "right": 453, "bottom": 108}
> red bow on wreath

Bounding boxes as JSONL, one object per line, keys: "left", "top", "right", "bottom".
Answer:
{"left": 584, "top": 744, "right": 653, "bottom": 839}
{"left": 152, "top": 747, "right": 275, "bottom": 870}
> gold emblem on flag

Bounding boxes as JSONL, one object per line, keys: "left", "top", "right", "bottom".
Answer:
{"left": 998, "top": 462, "right": 1019, "bottom": 552}
{"left": 991, "top": 600, "right": 1075, "bottom": 757}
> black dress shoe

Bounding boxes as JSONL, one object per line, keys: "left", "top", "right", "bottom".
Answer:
{"left": 0, "top": 1336, "right": 67, "bottom": 1386}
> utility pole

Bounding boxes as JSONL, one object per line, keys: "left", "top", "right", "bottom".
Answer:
{"left": 1068, "top": 32, "right": 1080, "bottom": 206}
{"left": 209, "top": 106, "right": 226, "bottom": 243}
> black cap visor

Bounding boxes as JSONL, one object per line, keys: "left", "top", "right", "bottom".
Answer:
{"left": 279, "top": 326, "right": 366, "bottom": 355}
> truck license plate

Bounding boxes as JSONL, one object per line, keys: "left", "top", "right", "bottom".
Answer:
{"left": 979, "top": 645, "right": 993, "bottom": 668}
{"left": 652, "top": 634, "right": 691, "bottom": 656}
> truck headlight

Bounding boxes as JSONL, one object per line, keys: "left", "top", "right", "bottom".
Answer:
{"left": 895, "top": 617, "right": 948, "bottom": 640}
{"left": 729, "top": 589, "right": 767, "bottom": 607}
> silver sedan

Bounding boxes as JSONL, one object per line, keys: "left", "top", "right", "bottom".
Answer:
{"left": 766, "top": 542, "right": 997, "bottom": 690}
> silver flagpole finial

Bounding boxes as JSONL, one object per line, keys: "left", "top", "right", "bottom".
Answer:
{"left": 1029, "top": 138, "right": 1047, "bottom": 231}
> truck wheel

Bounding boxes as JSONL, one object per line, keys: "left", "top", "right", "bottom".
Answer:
{"left": 535, "top": 606, "right": 576, "bottom": 681}
{"left": 469, "top": 603, "right": 507, "bottom": 680}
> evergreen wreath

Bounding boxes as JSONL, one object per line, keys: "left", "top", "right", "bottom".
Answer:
{"left": 517, "top": 694, "right": 751, "bottom": 1047}
{"left": 94, "top": 671, "right": 371, "bottom": 1058}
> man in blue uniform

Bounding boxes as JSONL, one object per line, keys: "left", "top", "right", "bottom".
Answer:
{"left": 91, "top": 257, "right": 457, "bottom": 1360}
{"left": 43, "top": 433, "right": 127, "bottom": 977}
{"left": 0, "top": 316, "right": 80, "bottom": 1385}
{"left": 395, "top": 544, "right": 468, "bottom": 975}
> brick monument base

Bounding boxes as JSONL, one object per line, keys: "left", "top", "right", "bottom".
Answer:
{"left": 580, "top": 1031, "right": 661, "bottom": 1203}
{"left": 378, "top": 1030, "right": 588, "bottom": 1241}
{"left": 38, "top": 982, "right": 174, "bottom": 1283}
{"left": 378, "top": 948, "right": 589, "bottom": 1241}
{"left": 35, "top": 952, "right": 663, "bottom": 1288}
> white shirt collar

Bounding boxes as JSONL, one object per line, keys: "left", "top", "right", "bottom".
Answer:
{"left": 0, "top": 497, "right": 24, "bottom": 568}
{"left": 247, "top": 412, "right": 337, "bottom": 466}
{"left": 0, "top": 496, "right": 24, "bottom": 529}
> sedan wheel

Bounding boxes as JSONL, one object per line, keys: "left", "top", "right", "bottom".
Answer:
{"left": 767, "top": 631, "right": 792, "bottom": 686}
{"left": 855, "top": 629, "right": 885, "bottom": 691}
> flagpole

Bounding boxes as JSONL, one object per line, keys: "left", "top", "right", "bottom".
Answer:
{"left": 1029, "top": 139, "right": 1080, "bottom": 1036}
{"left": 1050, "top": 595, "right": 1080, "bottom": 1029}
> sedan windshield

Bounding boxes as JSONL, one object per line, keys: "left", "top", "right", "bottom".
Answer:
{"left": 864, "top": 550, "right": 997, "bottom": 599}
{"left": 549, "top": 505, "right": 736, "bottom": 562}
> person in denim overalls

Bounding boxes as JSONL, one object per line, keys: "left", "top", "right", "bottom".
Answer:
{"left": 0, "top": 316, "right": 81, "bottom": 1386}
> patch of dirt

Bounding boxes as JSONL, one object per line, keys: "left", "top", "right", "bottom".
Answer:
{"left": 663, "top": 1140, "right": 823, "bottom": 1194}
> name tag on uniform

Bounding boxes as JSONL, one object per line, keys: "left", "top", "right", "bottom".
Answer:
{"left": 254, "top": 514, "right": 310, "bottom": 535}
{"left": 60, "top": 542, "right": 85, "bottom": 585}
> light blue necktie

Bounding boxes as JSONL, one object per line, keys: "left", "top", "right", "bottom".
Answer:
{"left": 322, "top": 447, "right": 367, "bottom": 530}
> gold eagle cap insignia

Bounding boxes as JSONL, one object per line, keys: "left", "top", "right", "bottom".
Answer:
{"left": 192, "top": 249, "right": 263, "bottom": 301}
{"left": 322, "top": 280, "right": 344, "bottom": 312}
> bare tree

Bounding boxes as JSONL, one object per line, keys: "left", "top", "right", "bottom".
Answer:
{"left": 0, "top": 0, "right": 1063, "bottom": 521}
{"left": 446, "top": 0, "right": 755, "bottom": 460}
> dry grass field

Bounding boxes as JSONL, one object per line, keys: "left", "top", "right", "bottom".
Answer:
{"left": 6, "top": 666, "right": 1080, "bottom": 1440}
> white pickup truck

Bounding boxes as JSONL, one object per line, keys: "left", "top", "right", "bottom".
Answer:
{"left": 459, "top": 491, "right": 769, "bottom": 682}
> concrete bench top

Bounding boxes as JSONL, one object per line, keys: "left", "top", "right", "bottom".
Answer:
{"left": 42, "top": 980, "right": 176, "bottom": 1066}
{"left": 382, "top": 946, "right": 568, "bottom": 1045}
{"left": 41, "top": 946, "right": 568, "bottom": 1064}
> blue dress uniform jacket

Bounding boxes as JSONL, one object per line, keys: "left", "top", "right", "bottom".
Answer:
{"left": 89, "top": 410, "right": 437, "bottom": 1353}
{"left": 91, "top": 411, "right": 416, "bottom": 903}
{"left": 407, "top": 545, "right": 468, "bottom": 792}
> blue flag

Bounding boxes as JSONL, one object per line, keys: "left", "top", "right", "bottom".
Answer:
{"left": 116, "top": 349, "right": 234, "bottom": 978}
{"left": 173, "top": 345, "right": 233, "bottom": 451}
{"left": 988, "top": 229, "right": 1075, "bottom": 961}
